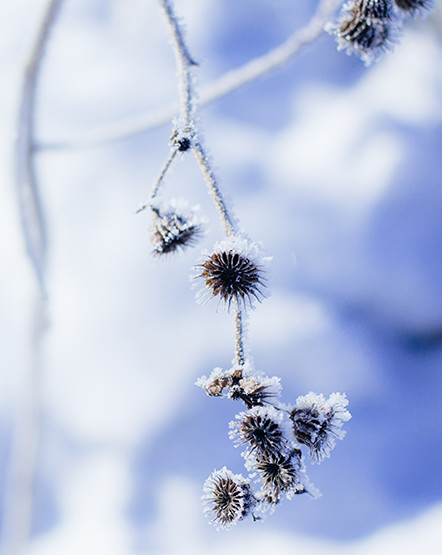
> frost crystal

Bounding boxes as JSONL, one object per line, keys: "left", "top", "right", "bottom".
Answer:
{"left": 194, "top": 235, "right": 267, "bottom": 310}
{"left": 202, "top": 467, "right": 256, "bottom": 530}
{"left": 290, "top": 392, "right": 351, "bottom": 463}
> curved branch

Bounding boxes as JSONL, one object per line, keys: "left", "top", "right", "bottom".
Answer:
{"left": 36, "top": 0, "right": 338, "bottom": 152}
{"left": 16, "top": 0, "right": 63, "bottom": 295}
{"left": 1, "top": 3, "right": 62, "bottom": 555}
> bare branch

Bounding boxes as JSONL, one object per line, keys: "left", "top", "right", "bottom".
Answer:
{"left": 157, "top": 0, "right": 197, "bottom": 128}
{"left": 2, "top": 2, "right": 62, "bottom": 554}
{"left": 136, "top": 147, "right": 178, "bottom": 213}
{"left": 16, "top": 0, "right": 63, "bottom": 296}
{"left": 36, "top": 0, "right": 338, "bottom": 152}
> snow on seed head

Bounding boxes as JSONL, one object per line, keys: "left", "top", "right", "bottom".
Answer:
{"left": 194, "top": 235, "right": 267, "bottom": 310}
{"left": 290, "top": 392, "right": 351, "bottom": 463}
{"left": 202, "top": 467, "right": 256, "bottom": 530}
{"left": 150, "top": 199, "right": 204, "bottom": 257}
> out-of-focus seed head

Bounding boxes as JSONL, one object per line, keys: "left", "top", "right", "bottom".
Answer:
{"left": 202, "top": 467, "right": 256, "bottom": 530}
{"left": 150, "top": 200, "right": 204, "bottom": 257}
{"left": 327, "top": 0, "right": 401, "bottom": 65}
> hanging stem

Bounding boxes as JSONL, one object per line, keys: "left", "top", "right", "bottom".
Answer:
{"left": 136, "top": 148, "right": 178, "bottom": 213}
{"left": 192, "top": 141, "right": 236, "bottom": 236}
{"left": 157, "top": 0, "right": 237, "bottom": 237}
{"left": 157, "top": 0, "right": 197, "bottom": 128}
{"left": 233, "top": 298, "right": 246, "bottom": 369}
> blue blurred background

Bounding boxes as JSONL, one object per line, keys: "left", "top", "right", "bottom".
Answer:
{"left": 1, "top": 0, "right": 442, "bottom": 553}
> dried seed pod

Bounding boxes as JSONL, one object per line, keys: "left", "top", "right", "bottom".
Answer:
{"left": 327, "top": 0, "right": 401, "bottom": 65}
{"left": 254, "top": 449, "right": 305, "bottom": 505}
{"left": 290, "top": 392, "right": 351, "bottom": 463}
{"left": 150, "top": 200, "right": 204, "bottom": 257}
{"left": 202, "top": 467, "right": 256, "bottom": 529}
{"left": 229, "top": 406, "right": 291, "bottom": 460}
{"left": 194, "top": 236, "right": 266, "bottom": 310}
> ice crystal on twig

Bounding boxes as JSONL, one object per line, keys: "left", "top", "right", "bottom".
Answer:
{"left": 290, "top": 392, "right": 351, "bottom": 463}
{"left": 194, "top": 236, "right": 266, "bottom": 310}
{"left": 150, "top": 200, "right": 204, "bottom": 257}
{"left": 202, "top": 467, "right": 256, "bottom": 530}
{"left": 230, "top": 406, "right": 291, "bottom": 460}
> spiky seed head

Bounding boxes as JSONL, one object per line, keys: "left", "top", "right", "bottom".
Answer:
{"left": 254, "top": 449, "right": 305, "bottom": 504}
{"left": 228, "top": 375, "right": 282, "bottom": 408}
{"left": 229, "top": 406, "right": 290, "bottom": 460}
{"left": 290, "top": 392, "right": 351, "bottom": 463}
{"left": 150, "top": 201, "right": 204, "bottom": 257}
{"left": 195, "top": 367, "right": 234, "bottom": 397}
{"left": 195, "top": 236, "right": 266, "bottom": 310}
{"left": 327, "top": 0, "right": 401, "bottom": 65}
{"left": 202, "top": 467, "right": 256, "bottom": 530}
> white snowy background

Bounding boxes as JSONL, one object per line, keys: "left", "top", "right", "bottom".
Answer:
{"left": 1, "top": 0, "right": 442, "bottom": 554}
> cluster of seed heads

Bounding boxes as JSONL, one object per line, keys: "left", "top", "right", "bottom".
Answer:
{"left": 328, "top": 0, "right": 434, "bottom": 65}
{"left": 198, "top": 366, "right": 351, "bottom": 529}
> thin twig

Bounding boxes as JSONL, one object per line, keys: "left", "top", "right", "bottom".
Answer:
{"left": 157, "top": 0, "right": 197, "bottom": 128}
{"left": 36, "top": 0, "right": 338, "bottom": 152}
{"left": 192, "top": 141, "right": 236, "bottom": 236}
{"left": 136, "top": 147, "right": 178, "bottom": 213}
{"left": 157, "top": 0, "right": 237, "bottom": 237}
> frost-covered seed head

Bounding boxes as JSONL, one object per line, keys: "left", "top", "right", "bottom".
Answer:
{"left": 328, "top": 0, "right": 400, "bottom": 64}
{"left": 290, "top": 392, "right": 351, "bottom": 463}
{"left": 202, "top": 468, "right": 256, "bottom": 530}
{"left": 254, "top": 449, "right": 305, "bottom": 504}
{"left": 195, "top": 237, "right": 266, "bottom": 310}
{"left": 227, "top": 375, "right": 281, "bottom": 408}
{"left": 394, "top": 0, "right": 434, "bottom": 16}
{"left": 230, "top": 406, "right": 290, "bottom": 460}
{"left": 150, "top": 202, "right": 203, "bottom": 257}
{"left": 195, "top": 367, "right": 234, "bottom": 397}
{"left": 170, "top": 126, "right": 194, "bottom": 152}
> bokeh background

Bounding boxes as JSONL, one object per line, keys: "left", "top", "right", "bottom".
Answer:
{"left": 1, "top": 0, "right": 442, "bottom": 553}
